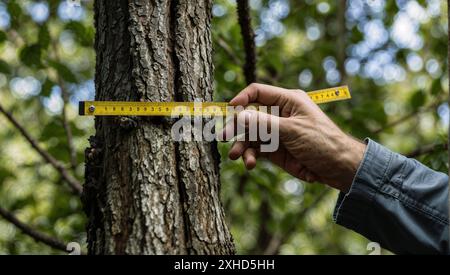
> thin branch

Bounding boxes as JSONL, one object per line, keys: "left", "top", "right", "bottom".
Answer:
{"left": 372, "top": 101, "right": 442, "bottom": 135}
{"left": 216, "top": 34, "right": 242, "bottom": 66}
{"left": 60, "top": 86, "right": 78, "bottom": 171}
{"left": 263, "top": 189, "right": 331, "bottom": 255}
{"left": 0, "top": 104, "right": 83, "bottom": 195}
{"left": 337, "top": 0, "right": 347, "bottom": 84}
{"left": 6, "top": 29, "right": 81, "bottom": 191}
{"left": 237, "top": 0, "right": 257, "bottom": 85}
{"left": 47, "top": 0, "right": 75, "bottom": 169}
{"left": 0, "top": 206, "right": 67, "bottom": 253}
{"left": 406, "top": 142, "right": 448, "bottom": 158}
{"left": 250, "top": 195, "right": 272, "bottom": 254}
{"left": 52, "top": 41, "right": 78, "bottom": 171}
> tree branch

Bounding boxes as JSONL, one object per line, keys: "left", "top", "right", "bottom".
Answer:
{"left": 406, "top": 142, "right": 448, "bottom": 158}
{"left": 0, "top": 104, "right": 83, "bottom": 195}
{"left": 372, "top": 101, "right": 443, "bottom": 135}
{"left": 263, "top": 189, "right": 331, "bottom": 255}
{"left": 337, "top": 0, "right": 347, "bottom": 84}
{"left": 51, "top": 40, "right": 78, "bottom": 171}
{"left": 250, "top": 195, "right": 272, "bottom": 254}
{"left": 216, "top": 34, "right": 242, "bottom": 66}
{"left": 237, "top": 0, "right": 257, "bottom": 84}
{"left": 0, "top": 206, "right": 67, "bottom": 253}
{"left": 60, "top": 86, "right": 78, "bottom": 171}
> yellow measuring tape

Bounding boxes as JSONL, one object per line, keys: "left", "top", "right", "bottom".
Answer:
{"left": 79, "top": 86, "right": 351, "bottom": 116}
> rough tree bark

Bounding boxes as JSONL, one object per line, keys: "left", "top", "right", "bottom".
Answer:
{"left": 82, "top": 0, "right": 235, "bottom": 255}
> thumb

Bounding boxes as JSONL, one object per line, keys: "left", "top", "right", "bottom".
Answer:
{"left": 236, "top": 110, "right": 290, "bottom": 138}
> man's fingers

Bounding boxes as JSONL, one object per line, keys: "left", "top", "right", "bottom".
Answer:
{"left": 236, "top": 109, "right": 289, "bottom": 138}
{"left": 220, "top": 109, "right": 290, "bottom": 142}
{"left": 243, "top": 147, "right": 258, "bottom": 170}
{"left": 229, "top": 141, "right": 249, "bottom": 160}
{"left": 218, "top": 116, "right": 237, "bottom": 141}
{"left": 229, "top": 83, "right": 289, "bottom": 107}
{"left": 229, "top": 141, "right": 259, "bottom": 170}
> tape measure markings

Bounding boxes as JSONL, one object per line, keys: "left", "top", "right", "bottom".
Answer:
{"left": 79, "top": 86, "right": 351, "bottom": 116}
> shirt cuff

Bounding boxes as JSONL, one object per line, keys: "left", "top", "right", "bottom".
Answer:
{"left": 333, "top": 138, "right": 393, "bottom": 233}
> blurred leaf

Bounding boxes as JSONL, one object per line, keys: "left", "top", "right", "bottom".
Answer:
{"left": 47, "top": 195, "right": 82, "bottom": 222}
{"left": 0, "top": 59, "right": 11, "bottom": 74}
{"left": 431, "top": 78, "right": 442, "bottom": 96}
{"left": 280, "top": 212, "right": 297, "bottom": 231}
{"left": 353, "top": 101, "right": 387, "bottom": 126}
{"left": 7, "top": 0, "right": 22, "bottom": 19}
{"left": 41, "top": 78, "right": 55, "bottom": 97}
{"left": 10, "top": 197, "right": 36, "bottom": 211}
{"left": 19, "top": 44, "right": 43, "bottom": 68}
{"left": 0, "top": 31, "right": 6, "bottom": 44}
{"left": 65, "top": 21, "right": 94, "bottom": 47}
{"left": 0, "top": 166, "right": 16, "bottom": 182}
{"left": 409, "top": 89, "right": 426, "bottom": 110}
{"left": 38, "top": 25, "right": 51, "bottom": 49}
{"left": 48, "top": 60, "right": 78, "bottom": 83}
{"left": 40, "top": 120, "right": 66, "bottom": 142}
{"left": 70, "top": 121, "right": 86, "bottom": 137}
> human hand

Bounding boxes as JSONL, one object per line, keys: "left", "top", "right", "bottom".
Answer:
{"left": 222, "top": 83, "right": 367, "bottom": 193}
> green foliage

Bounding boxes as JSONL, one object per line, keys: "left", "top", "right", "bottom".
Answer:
{"left": 213, "top": 0, "right": 448, "bottom": 255}
{"left": 0, "top": 0, "right": 93, "bottom": 254}
{"left": 64, "top": 21, "right": 94, "bottom": 47}
{"left": 19, "top": 44, "right": 43, "bottom": 68}
{"left": 0, "top": 31, "right": 6, "bottom": 44}
{"left": 40, "top": 78, "right": 54, "bottom": 97}
{"left": 47, "top": 60, "right": 78, "bottom": 83}
{"left": 0, "top": 59, "right": 11, "bottom": 74}
{"left": 0, "top": 0, "right": 447, "bottom": 255}
{"left": 0, "top": 166, "right": 16, "bottom": 182}
{"left": 431, "top": 78, "right": 443, "bottom": 96}
{"left": 6, "top": 0, "right": 22, "bottom": 27}
{"left": 38, "top": 25, "right": 51, "bottom": 49}
{"left": 410, "top": 89, "right": 427, "bottom": 110}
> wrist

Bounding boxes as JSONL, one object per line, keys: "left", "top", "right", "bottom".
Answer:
{"left": 336, "top": 136, "right": 367, "bottom": 193}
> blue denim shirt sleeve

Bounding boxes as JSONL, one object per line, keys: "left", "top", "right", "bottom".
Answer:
{"left": 333, "top": 139, "right": 449, "bottom": 254}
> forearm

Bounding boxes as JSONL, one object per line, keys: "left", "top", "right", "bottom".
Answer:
{"left": 333, "top": 139, "right": 449, "bottom": 254}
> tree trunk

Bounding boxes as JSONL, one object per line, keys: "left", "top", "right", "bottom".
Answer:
{"left": 82, "top": 0, "right": 235, "bottom": 255}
